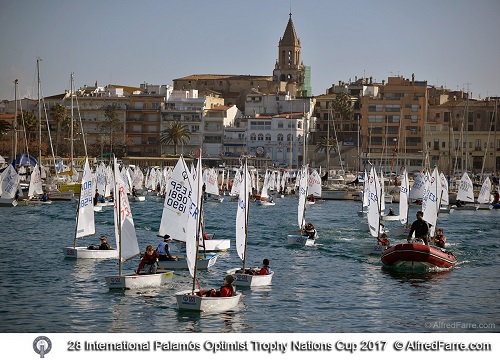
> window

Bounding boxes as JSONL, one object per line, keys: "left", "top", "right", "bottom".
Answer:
{"left": 277, "top": 134, "right": 283, "bottom": 141}
{"left": 387, "top": 115, "right": 400, "bottom": 123}
{"left": 134, "top": 102, "right": 143, "bottom": 110}
{"left": 387, "top": 126, "right": 399, "bottom": 134}
{"left": 368, "top": 104, "right": 383, "bottom": 112}
{"left": 411, "top": 116, "right": 418, "bottom": 123}
{"left": 258, "top": 133, "right": 264, "bottom": 141}
{"left": 386, "top": 105, "right": 400, "bottom": 112}
{"left": 277, "top": 122, "right": 283, "bottom": 128}
{"left": 287, "top": 134, "right": 293, "bottom": 141}
{"left": 411, "top": 105, "right": 419, "bottom": 112}
{"left": 444, "top": 112, "right": 450, "bottom": 123}
{"left": 368, "top": 115, "right": 383, "bottom": 123}
{"left": 250, "top": 133, "right": 256, "bottom": 141}
{"left": 265, "top": 133, "right": 271, "bottom": 141}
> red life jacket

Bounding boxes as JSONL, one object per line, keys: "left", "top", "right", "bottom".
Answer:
{"left": 219, "top": 285, "right": 234, "bottom": 297}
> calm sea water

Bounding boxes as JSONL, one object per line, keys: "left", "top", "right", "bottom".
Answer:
{"left": 0, "top": 195, "right": 498, "bottom": 333}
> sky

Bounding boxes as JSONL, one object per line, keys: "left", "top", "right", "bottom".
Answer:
{"left": 1, "top": 0, "right": 499, "bottom": 101}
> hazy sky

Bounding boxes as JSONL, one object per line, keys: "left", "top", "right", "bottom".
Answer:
{"left": 1, "top": 0, "right": 499, "bottom": 101}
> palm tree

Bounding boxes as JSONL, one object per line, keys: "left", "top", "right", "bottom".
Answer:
{"left": 0, "top": 119, "right": 12, "bottom": 140}
{"left": 315, "top": 136, "right": 338, "bottom": 155}
{"left": 50, "top": 103, "right": 67, "bottom": 155}
{"left": 102, "top": 105, "right": 123, "bottom": 155}
{"left": 160, "top": 121, "right": 191, "bottom": 155}
{"left": 331, "top": 92, "right": 353, "bottom": 142}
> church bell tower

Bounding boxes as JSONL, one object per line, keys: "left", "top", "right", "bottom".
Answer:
{"left": 273, "top": 13, "right": 307, "bottom": 97}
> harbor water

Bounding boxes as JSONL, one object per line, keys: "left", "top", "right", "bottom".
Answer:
{"left": 0, "top": 195, "right": 498, "bottom": 333}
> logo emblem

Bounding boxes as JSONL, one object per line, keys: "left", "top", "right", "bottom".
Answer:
{"left": 33, "top": 336, "right": 52, "bottom": 358}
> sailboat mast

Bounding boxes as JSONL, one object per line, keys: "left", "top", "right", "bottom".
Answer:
{"left": 70, "top": 73, "right": 74, "bottom": 172}
{"left": 37, "top": 58, "right": 42, "bottom": 166}
{"left": 13, "top": 79, "right": 18, "bottom": 161}
{"left": 241, "top": 158, "right": 249, "bottom": 271}
{"left": 191, "top": 154, "right": 204, "bottom": 294}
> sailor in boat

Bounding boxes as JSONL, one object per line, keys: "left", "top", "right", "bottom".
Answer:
{"left": 377, "top": 233, "right": 390, "bottom": 248}
{"left": 99, "top": 235, "right": 111, "bottom": 250}
{"left": 156, "top": 235, "right": 178, "bottom": 261}
{"left": 132, "top": 186, "right": 138, "bottom": 197}
{"left": 243, "top": 258, "right": 272, "bottom": 275}
{"left": 406, "top": 211, "right": 431, "bottom": 245}
{"left": 301, "top": 222, "right": 317, "bottom": 240}
{"left": 387, "top": 208, "right": 396, "bottom": 216}
{"left": 41, "top": 191, "right": 49, "bottom": 202}
{"left": 93, "top": 189, "right": 99, "bottom": 206}
{"left": 432, "top": 228, "right": 446, "bottom": 248}
{"left": 136, "top": 245, "right": 159, "bottom": 274}
{"left": 308, "top": 194, "right": 315, "bottom": 202}
{"left": 198, "top": 274, "right": 236, "bottom": 297}
{"left": 268, "top": 194, "right": 274, "bottom": 203}
{"left": 15, "top": 189, "right": 20, "bottom": 201}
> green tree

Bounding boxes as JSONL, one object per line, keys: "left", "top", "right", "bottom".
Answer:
{"left": 160, "top": 121, "right": 191, "bottom": 155}
{"left": 315, "top": 136, "right": 338, "bottom": 155}
{"left": 0, "top": 119, "right": 12, "bottom": 140}
{"left": 330, "top": 92, "right": 353, "bottom": 141}
{"left": 50, "top": 103, "right": 67, "bottom": 155}
{"left": 102, "top": 105, "right": 123, "bottom": 154}
{"left": 18, "top": 111, "right": 38, "bottom": 144}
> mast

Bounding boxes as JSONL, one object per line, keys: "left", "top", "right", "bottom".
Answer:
{"left": 13, "top": 79, "right": 18, "bottom": 162}
{"left": 289, "top": 98, "right": 293, "bottom": 168}
{"left": 70, "top": 73, "right": 75, "bottom": 174}
{"left": 37, "top": 58, "right": 42, "bottom": 166}
{"left": 241, "top": 157, "right": 249, "bottom": 271}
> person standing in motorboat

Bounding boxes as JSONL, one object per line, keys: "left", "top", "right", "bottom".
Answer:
{"left": 156, "top": 235, "right": 177, "bottom": 261}
{"left": 407, "top": 211, "right": 431, "bottom": 245}
{"left": 136, "top": 245, "right": 159, "bottom": 274}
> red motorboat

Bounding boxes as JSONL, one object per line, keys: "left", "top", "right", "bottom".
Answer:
{"left": 381, "top": 242, "right": 457, "bottom": 269}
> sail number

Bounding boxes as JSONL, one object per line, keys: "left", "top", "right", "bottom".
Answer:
{"left": 166, "top": 180, "right": 191, "bottom": 212}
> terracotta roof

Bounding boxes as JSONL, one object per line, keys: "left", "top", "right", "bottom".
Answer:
{"left": 174, "top": 74, "right": 273, "bottom": 82}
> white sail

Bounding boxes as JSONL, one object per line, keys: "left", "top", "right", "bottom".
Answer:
{"left": 28, "top": 165, "right": 43, "bottom": 198}
{"left": 0, "top": 164, "right": 19, "bottom": 199}
{"left": 380, "top": 171, "right": 385, "bottom": 212}
{"left": 158, "top": 155, "right": 192, "bottom": 241}
{"left": 297, "top": 166, "right": 308, "bottom": 229}
{"left": 203, "top": 167, "right": 219, "bottom": 196}
{"left": 260, "top": 170, "right": 269, "bottom": 199}
{"left": 230, "top": 169, "right": 242, "bottom": 196}
{"left": 185, "top": 155, "right": 203, "bottom": 278}
{"left": 96, "top": 163, "right": 106, "bottom": 196}
{"left": 76, "top": 158, "right": 96, "bottom": 239}
{"left": 439, "top": 173, "right": 449, "bottom": 206}
{"left": 307, "top": 169, "right": 322, "bottom": 197}
{"left": 409, "top": 171, "right": 425, "bottom": 201}
{"left": 399, "top": 169, "right": 409, "bottom": 225}
{"left": 367, "top": 166, "right": 381, "bottom": 237}
{"left": 236, "top": 161, "right": 250, "bottom": 261}
{"left": 362, "top": 170, "right": 369, "bottom": 207}
{"left": 113, "top": 158, "right": 140, "bottom": 262}
{"left": 132, "top": 166, "right": 144, "bottom": 189}
{"left": 457, "top": 173, "right": 474, "bottom": 203}
{"left": 422, "top": 167, "right": 440, "bottom": 236}
{"left": 477, "top": 177, "right": 492, "bottom": 204}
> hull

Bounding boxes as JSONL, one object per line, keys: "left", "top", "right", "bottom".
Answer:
{"left": 287, "top": 234, "right": 315, "bottom": 246}
{"left": 227, "top": 268, "right": 274, "bottom": 287}
{"left": 362, "top": 244, "right": 387, "bottom": 255}
{"left": 176, "top": 239, "right": 231, "bottom": 252}
{"left": 321, "top": 188, "right": 355, "bottom": 200}
{"left": 157, "top": 253, "right": 218, "bottom": 270}
{"left": 381, "top": 215, "right": 399, "bottom": 221}
{"left": 175, "top": 289, "right": 241, "bottom": 312}
{"left": 0, "top": 198, "right": 18, "bottom": 207}
{"left": 131, "top": 196, "right": 146, "bottom": 202}
{"left": 381, "top": 243, "right": 457, "bottom": 269}
{"left": 62, "top": 246, "right": 118, "bottom": 259}
{"left": 106, "top": 270, "right": 174, "bottom": 289}
{"left": 59, "top": 183, "right": 81, "bottom": 196}
{"left": 45, "top": 190, "right": 74, "bottom": 201}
